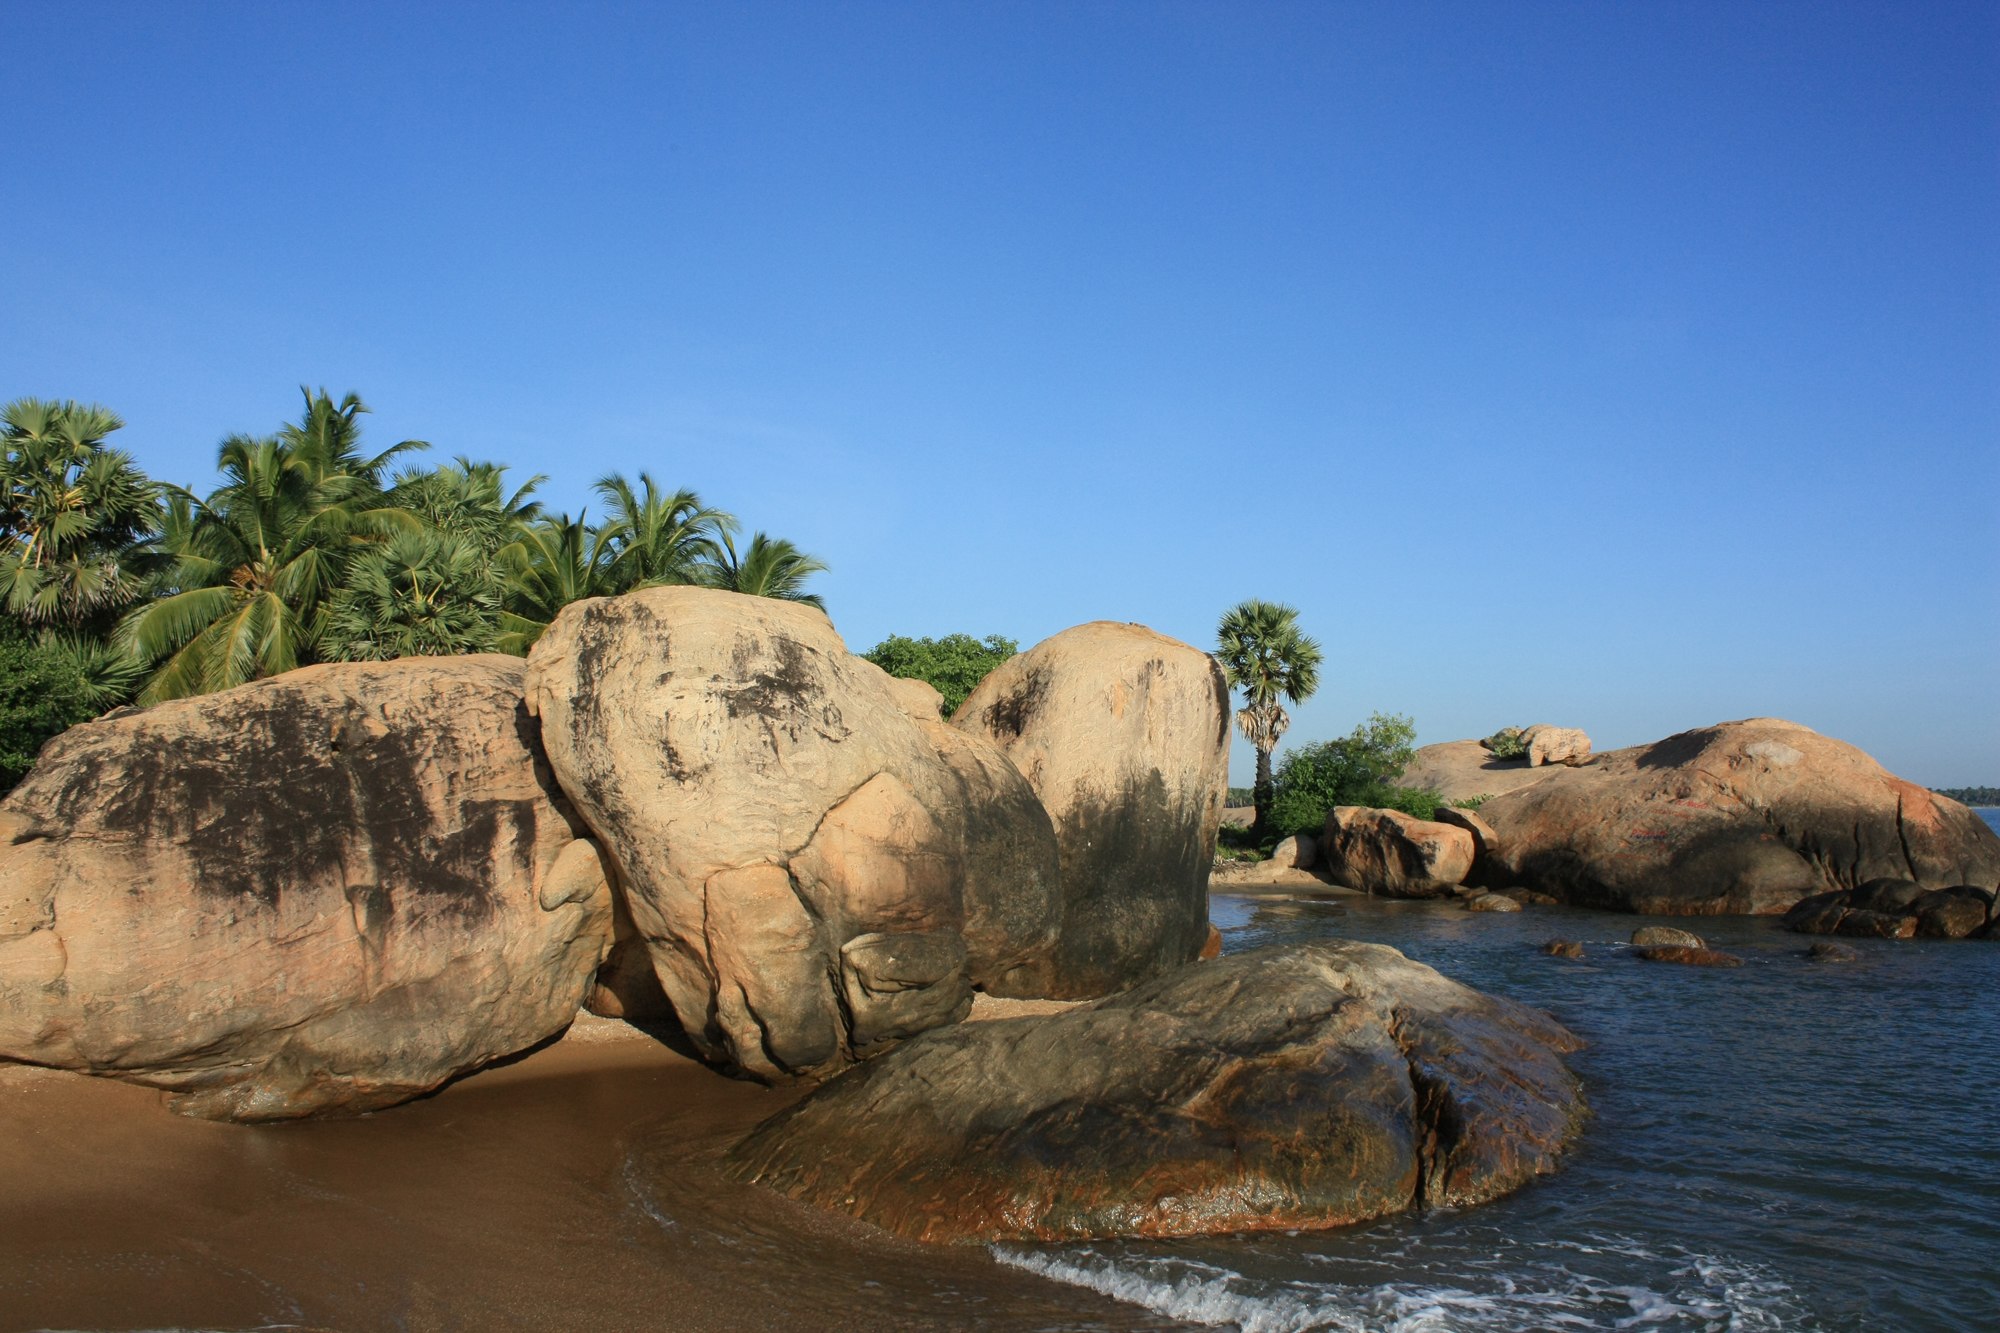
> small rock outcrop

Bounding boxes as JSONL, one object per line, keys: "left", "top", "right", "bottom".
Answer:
{"left": 1783, "top": 883, "right": 1996, "bottom": 942}
{"left": 1463, "top": 892, "right": 1521, "bottom": 912}
{"left": 0, "top": 657, "right": 614, "bottom": 1120}
{"left": 1631, "top": 926, "right": 1705, "bottom": 949}
{"left": 1399, "top": 740, "right": 1561, "bottom": 806}
{"left": 1521, "top": 724, "right": 1592, "bottom": 768}
{"left": 528, "top": 588, "right": 1065, "bottom": 1082}
{"left": 727, "top": 942, "right": 1586, "bottom": 1242}
{"left": 953, "top": 621, "right": 1230, "bottom": 998}
{"left": 1476, "top": 719, "right": 2000, "bottom": 915}
{"left": 1322, "top": 806, "right": 1474, "bottom": 897}
{"left": 1543, "top": 939, "right": 1585, "bottom": 959}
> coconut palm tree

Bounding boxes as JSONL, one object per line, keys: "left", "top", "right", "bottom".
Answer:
{"left": 699, "top": 530, "right": 827, "bottom": 609}
{"left": 493, "top": 512, "right": 620, "bottom": 653}
{"left": 593, "top": 471, "right": 735, "bottom": 591}
{"left": 0, "top": 398, "right": 162, "bottom": 632}
{"left": 1215, "top": 599, "right": 1323, "bottom": 838}
{"left": 116, "top": 436, "right": 417, "bottom": 702}
{"left": 280, "top": 387, "right": 427, "bottom": 491}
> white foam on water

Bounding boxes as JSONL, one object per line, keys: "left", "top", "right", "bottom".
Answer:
{"left": 990, "top": 1236, "right": 1819, "bottom": 1332}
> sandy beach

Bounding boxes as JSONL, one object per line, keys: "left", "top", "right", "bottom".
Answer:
{"left": 0, "top": 1013, "right": 1146, "bottom": 1333}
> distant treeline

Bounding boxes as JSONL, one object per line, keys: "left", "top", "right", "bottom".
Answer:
{"left": 1936, "top": 786, "right": 2000, "bottom": 807}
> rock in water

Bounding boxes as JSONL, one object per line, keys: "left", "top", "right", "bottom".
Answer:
{"left": 0, "top": 657, "right": 614, "bottom": 1120}
{"left": 1631, "top": 926, "right": 1705, "bottom": 949}
{"left": 727, "top": 942, "right": 1586, "bottom": 1242}
{"left": 1633, "top": 945, "right": 1743, "bottom": 967}
{"left": 1322, "top": 806, "right": 1475, "bottom": 897}
{"left": 952, "top": 622, "right": 1230, "bottom": 998}
{"left": 526, "top": 587, "right": 1060, "bottom": 1081}
{"left": 1477, "top": 719, "right": 2000, "bottom": 914}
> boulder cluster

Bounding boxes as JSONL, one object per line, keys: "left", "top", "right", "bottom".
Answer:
{"left": 0, "top": 591, "right": 1230, "bottom": 1118}
{"left": 1298, "top": 719, "right": 2000, "bottom": 920}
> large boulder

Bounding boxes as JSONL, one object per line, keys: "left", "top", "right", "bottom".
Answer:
{"left": 525, "top": 587, "right": 1059, "bottom": 1081}
{"left": 0, "top": 657, "right": 614, "bottom": 1121}
{"left": 1322, "top": 806, "right": 1475, "bottom": 897}
{"left": 727, "top": 942, "right": 1586, "bottom": 1243}
{"left": 1397, "top": 740, "right": 1561, "bottom": 805}
{"left": 1783, "top": 884, "right": 1996, "bottom": 942}
{"left": 952, "top": 622, "right": 1230, "bottom": 998}
{"left": 1477, "top": 719, "right": 2000, "bottom": 914}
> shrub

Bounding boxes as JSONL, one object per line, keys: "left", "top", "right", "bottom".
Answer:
{"left": 0, "top": 621, "right": 97, "bottom": 794}
{"left": 861, "top": 633, "right": 1018, "bottom": 717}
{"left": 1268, "top": 712, "right": 1421, "bottom": 835}
{"left": 1452, "top": 794, "right": 1493, "bottom": 810}
{"left": 1482, "top": 727, "right": 1527, "bottom": 760}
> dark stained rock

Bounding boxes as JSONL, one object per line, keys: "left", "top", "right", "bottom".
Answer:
{"left": 1633, "top": 945, "right": 1743, "bottom": 967}
{"left": 1848, "top": 878, "right": 1924, "bottom": 914}
{"left": 1463, "top": 892, "right": 1521, "bottom": 912}
{"left": 0, "top": 657, "right": 614, "bottom": 1120}
{"left": 1542, "top": 939, "right": 1585, "bottom": 959}
{"left": 1477, "top": 718, "right": 2000, "bottom": 915}
{"left": 1321, "top": 806, "right": 1474, "bottom": 897}
{"left": 726, "top": 942, "right": 1586, "bottom": 1243}
{"left": 1631, "top": 926, "right": 1705, "bottom": 949}
{"left": 1914, "top": 887, "right": 1992, "bottom": 940}
{"left": 952, "top": 622, "right": 1230, "bottom": 999}
{"left": 1787, "top": 883, "right": 1993, "bottom": 943}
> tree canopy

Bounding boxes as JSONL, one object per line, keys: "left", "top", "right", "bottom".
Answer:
{"left": 1215, "top": 599, "right": 1324, "bottom": 836}
{"left": 861, "top": 632, "right": 1019, "bottom": 716}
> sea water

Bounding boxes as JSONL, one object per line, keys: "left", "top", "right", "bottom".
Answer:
{"left": 991, "top": 858, "right": 2000, "bottom": 1333}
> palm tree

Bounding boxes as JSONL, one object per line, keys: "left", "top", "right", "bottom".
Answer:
{"left": 493, "top": 512, "right": 620, "bottom": 653}
{"left": 0, "top": 398, "right": 162, "bottom": 632}
{"left": 700, "top": 530, "right": 827, "bottom": 609}
{"left": 593, "top": 471, "right": 735, "bottom": 591}
{"left": 279, "top": 387, "right": 427, "bottom": 491}
{"left": 1215, "top": 599, "right": 1323, "bottom": 838}
{"left": 388, "top": 457, "right": 544, "bottom": 555}
{"left": 324, "top": 528, "right": 502, "bottom": 661}
{"left": 116, "top": 435, "right": 416, "bottom": 702}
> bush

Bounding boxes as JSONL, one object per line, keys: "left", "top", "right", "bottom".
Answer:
{"left": 1482, "top": 727, "right": 1527, "bottom": 759}
{"left": 0, "top": 621, "right": 97, "bottom": 794}
{"left": 861, "top": 633, "right": 1018, "bottom": 717}
{"left": 1452, "top": 794, "right": 1493, "bottom": 810}
{"left": 1268, "top": 712, "right": 1424, "bottom": 835}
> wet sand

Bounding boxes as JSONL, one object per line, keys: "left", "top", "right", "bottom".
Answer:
{"left": 0, "top": 1015, "right": 1155, "bottom": 1333}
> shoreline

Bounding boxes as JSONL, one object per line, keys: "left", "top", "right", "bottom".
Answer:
{"left": 0, "top": 1013, "right": 1147, "bottom": 1333}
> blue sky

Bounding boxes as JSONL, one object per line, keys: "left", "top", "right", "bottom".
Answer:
{"left": 5, "top": 2, "right": 1995, "bottom": 784}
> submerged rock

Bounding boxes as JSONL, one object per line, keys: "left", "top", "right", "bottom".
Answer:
{"left": 1543, "top": 939, "right": 1585, "bottom": 959}
{"left": 953, "top": 621, "right": 1230, "bottom": 999}
{"left": 1807, "top": 941, "right": 1861, "bottom": 963}
{"left": 0, "top": 657, "right": 613, "bottom": 1120}
{"left": 1477, "top": 719, "right": 2000, "bottom": 915}
{"left": 1463, "top": 891, "right": 1522, "bottom": 912}
{"left": 1633, "top": 945, "right": 1743, "bottom": 968}
{"left": 727, "top": 942, "right": 1586, "bottom": 1243}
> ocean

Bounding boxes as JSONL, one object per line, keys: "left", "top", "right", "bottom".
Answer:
{"left": 982, "top": 835, "right": 2000, "bottom": 1332}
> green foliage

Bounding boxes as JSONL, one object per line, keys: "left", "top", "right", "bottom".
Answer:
{"left": 324, "top": 530, "right": 502, "bottom": 661}
{"left": 1452, "top": 793, "right": 1493, "bottom": 810}
{"left": 1482, "top": 726, "right": 1527, "bottom": 759}
{"left": 1215, "top": 598, "right": 1324, "bottom": 834}
{"left": 700, "top": 530, "right": 828, "bottom": 608}
{"left": 1935, "top": 786, "right": 2000, "bottom": 806}
{"left": 592, "top": 472, "right": 733, "bottom": 590}
{"left": 0, "top": 398, "right": 163, "bottom": 632}
{"left": 1226, "top": 786, "right": 1256, "bottom": 806}
{"left": 861, "top": 633, "right": 1018, "bottom": 716}
{"left": 0, "top": 620, "right": 97, "bottom": 793}
{"left": 1267, "top": 711, "right": 1423, "bottom": 835}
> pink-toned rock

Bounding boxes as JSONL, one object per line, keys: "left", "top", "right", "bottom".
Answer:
{"left": 1433, "top": 806, "right": 1500, "bottom": 863}
{"left": 953, "top": 622, "right": 1230, "bottom": 998}
{"left": 1480, "top": 718, "right": 2000, "bottom": 915}
{"left": 528, "top": 588, "right": 1043, "bottom": 1081}
{"left": 1322, "top": 807, "right": 1475, "bottom": 897}
{"left": 1521, "top": 725, "right": 1592, "bottom": 768}
{"left": 0, "top": 657, "right": 614, "bottom": 1121}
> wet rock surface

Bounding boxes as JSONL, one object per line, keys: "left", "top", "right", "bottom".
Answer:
{"left": 952, "top": 621, "right": 1229, "bottom": 998}
{"left": 1783, "top": 883, "right": 1997, "bottom": 942}
{"left": 1633, "top": 945, "right": 1743, "bottom": 968}
{"left": 727, "top": 942, "right": 1586, "bottom": 1243}
{"left": 0, "top": 657, "right": 614, "bottom": 1120}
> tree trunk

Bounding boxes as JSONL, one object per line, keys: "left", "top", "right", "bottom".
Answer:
{"left": 1250, "top": 743, "right": 1275, "bottom": 841}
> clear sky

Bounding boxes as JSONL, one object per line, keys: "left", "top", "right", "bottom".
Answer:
{"left": 5, "top": 2, "right": 1995, "bottom": 785}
